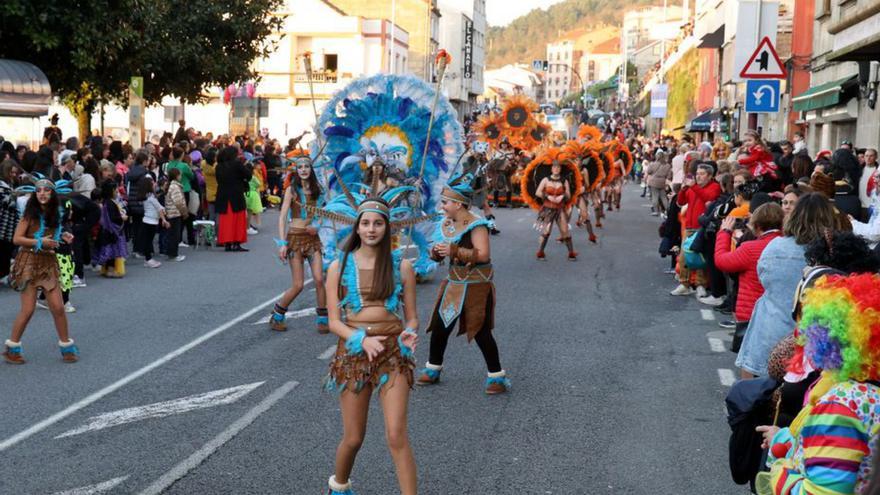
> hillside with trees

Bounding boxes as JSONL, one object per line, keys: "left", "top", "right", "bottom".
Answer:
{"left": 487, "top": 0, "right": 659, "bottom": 68}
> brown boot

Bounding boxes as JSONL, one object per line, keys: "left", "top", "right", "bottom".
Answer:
{"left": 416, "top": 364, "right": 442, "bottom": 385}
{"left": 3, "top": 340, "right": 24, "bottom": 364}
{"left": 485, "top": 371, "right": 510, "bottom": 395}
{"left": 269, "top": 304, "right": 287, "bottom": 332}
{"left": 59, "top": 340, "right": 79, "bottom": 363}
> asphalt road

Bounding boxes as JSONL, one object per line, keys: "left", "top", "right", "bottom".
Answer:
{"left": 0, "top": 186, "right": 748, "bottom": 495}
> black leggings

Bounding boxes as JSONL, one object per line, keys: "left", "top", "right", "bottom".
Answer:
{"left": 428, "top": 323, "right": 502, "bottom": 373}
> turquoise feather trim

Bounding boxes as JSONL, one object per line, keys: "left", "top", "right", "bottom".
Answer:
{"left": 432, "top": 217, "right": 491, "bottom": 245}
{"left": 338, "top": 250, "right": 403, "bottom": 315}
{"left": 345, "top": 329, "right": 366, "bottom": 355}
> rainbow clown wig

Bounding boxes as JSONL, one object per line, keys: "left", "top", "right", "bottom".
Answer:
{"left": 796, "top": 273, "right": 880, "bottom": 383}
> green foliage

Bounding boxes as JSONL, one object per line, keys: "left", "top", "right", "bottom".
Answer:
{"left": 665, "top": 48, "right": 699, "bottom": 134}
{"left": 487, "top": 0, "right": 659, "bottom": 68}
{"left": 0, "top": 0, "right": 283, "bottom": 122}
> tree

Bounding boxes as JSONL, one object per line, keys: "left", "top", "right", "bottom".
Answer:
{"left": 0, "top": 0, "right": 283, "bottom": 143}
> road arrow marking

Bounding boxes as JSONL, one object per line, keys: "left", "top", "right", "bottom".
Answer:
{"left": 252, "top": 308, "right": 316, "bottom": 326}
{"left": 0, "top": 292, "right": 285, "bottom": 452}
{"left": 51, "top": 476, "right": 130, "bottom": 495}
{"left": 137, "top": 381, "right": 299, "bottom": 495}
{"left": 55, "top": 382, "right": 265, "bottom": 439}
{"left": 318, "top": 345, "right": 337, "bottom": 360}
{"left": 718, "top": 369, "right": 736, "bottom": 387}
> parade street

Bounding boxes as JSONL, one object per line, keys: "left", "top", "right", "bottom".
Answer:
{"left": 0, "top": 187, "right": 742, "bottom": 495}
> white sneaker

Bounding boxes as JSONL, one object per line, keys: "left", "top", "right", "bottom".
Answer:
{"left": 178, "top": 242, "right": 190, "bottom": 248}
{"left": 36, "top": 300, "right": 49, "bottom": 310}
{"left": 698, "top": 295, "right": 726, "bottom": 307}
{"left": 0, "top": 275, "right": 8, "bottom": 286}
{"left": 144, "top": 259, "right": 162, "bottom": 268}
{"left": 670, "top": 284, "right": 695, "bottom": 296}
{"left": 64, "top": 302, "right": 76, "bottom": 313}
{"left": 132, "top": 252, "right": 144, "bottom": 259}
{"left": 72, "top": 275, "right": 87, "bottom": 288}
{"left": 173, "top": 255, "right": 186, "bottom": 262}
{"left": 695, "top": 286, "right": 708, "bottom": 299}
{"left": 247, "top": 227, "right": 258, "bottom": 235}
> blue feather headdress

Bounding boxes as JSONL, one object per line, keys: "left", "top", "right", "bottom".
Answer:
{"left": 15, "top": 173, "right": 73, "bottom": 195}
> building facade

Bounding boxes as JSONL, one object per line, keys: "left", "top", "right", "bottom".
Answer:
{"left": 438, "top": 0, "right": 487, "bottom": 117}
{"left": 38, "top": 0, "right": 410, "bottom": 144}
{"left": 795, "top": 0, "right": 880, "bottom": 152}
{"left": 330, "top": 0, "right": 441, "bottom": 81}
{"left": 579, "top": 37, "right": 621, "bottom": 85}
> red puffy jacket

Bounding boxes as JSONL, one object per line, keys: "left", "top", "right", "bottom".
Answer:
{"left": 737, "top": 145, "right": 778, "bottom": 179}
{"left": 714, "top": 229, "right": 782, "bottom": 321}
{"left": 676, "top": 180, "right": 722, "bottom": 229}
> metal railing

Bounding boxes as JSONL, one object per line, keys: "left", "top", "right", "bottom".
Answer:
{"left": 293, "top": 72, "right": 338, "bottom": 83}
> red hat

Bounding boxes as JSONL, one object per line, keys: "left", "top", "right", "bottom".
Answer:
{"left": 816, "top": 149, "right": 832, "bottom": 161}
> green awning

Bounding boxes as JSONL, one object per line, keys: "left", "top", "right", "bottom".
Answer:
{"left": 792, "top": 75, "right": 857, "bottom": 112}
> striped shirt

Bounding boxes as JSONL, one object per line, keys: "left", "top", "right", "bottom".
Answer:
{"left": 770, "top": 380, "right": 880, "bottom": 494}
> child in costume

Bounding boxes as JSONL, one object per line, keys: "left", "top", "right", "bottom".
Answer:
{"left": 322, "top": 193, "right": 421, "bottom": 495}
{"left": 94, "top": 180, "right": 128, "bottom": 278}
{"left": 245, "top": 162, "right": 264, "bottom": 233}
{"left": 5, "top": 176, "right": 79, "bottom": 364}
{"left": 417, "top": 170, "right": 510, "bottom": 394}
{"left": 757, "top": 273, "right": 880, "bottom": 495}
{"left": 270, "top": 151, "right": 328, "bottom": 333}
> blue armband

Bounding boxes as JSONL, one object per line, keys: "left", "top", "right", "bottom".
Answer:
{"left": 274, "top": 238, "right": 288, "bottom": 247}
{"left": 345, "top": 329, "right": 366, "bottom": 356}
{"left": 397, "top": 327, "right": 416, "bottom": 359}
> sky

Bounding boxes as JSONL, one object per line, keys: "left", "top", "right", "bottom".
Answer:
{"left": 485, "top": 0, "right": 568, "bottom": 27}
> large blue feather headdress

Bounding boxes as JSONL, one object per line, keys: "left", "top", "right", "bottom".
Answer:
{"left": 312, "top": 73, "right": 465, "bottom": 279}
{"left": 15, "top": 173, "right": 73, "bottom": 195}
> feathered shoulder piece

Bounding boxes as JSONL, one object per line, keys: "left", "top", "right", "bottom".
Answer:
{"left": 576, "top": 124, "right": 603, "bottom": 145}
{"left": 519, "top": 147, "right": 584, "bottom": 211}
{"left": 562, "top": 140, "right": 604, "bottom": 192}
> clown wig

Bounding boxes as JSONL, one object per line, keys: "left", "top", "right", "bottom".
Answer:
{"left": 797, "top": 273, "right": 880, "bottom": 383}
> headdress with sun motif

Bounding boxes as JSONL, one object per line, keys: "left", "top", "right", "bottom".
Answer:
{"left": 312, "top": 73, "right": 464, "bottom": 279}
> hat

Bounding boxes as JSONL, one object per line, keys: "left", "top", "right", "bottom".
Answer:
{"left": 815, "top": 149, "right": 832, "bottom": 161}
{"left": 810, "top": 171, "right": 835, "bottom": 198}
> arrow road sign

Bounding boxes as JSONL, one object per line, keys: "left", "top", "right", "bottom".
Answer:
{"left": 745, "top": 79, "right": 781, "bottom": 113}
{"left": 740, "top": 37, "right": 787, "bottom": 79}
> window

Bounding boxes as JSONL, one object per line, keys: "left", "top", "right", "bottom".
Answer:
{"left": 232, "top": 97, "right": 269, "bottom": 118}
{"left": 324, "top": 54, "right": 338, "bottom": 72}
{"left": 815, "top": 0, "right": 831, "bottom": 18}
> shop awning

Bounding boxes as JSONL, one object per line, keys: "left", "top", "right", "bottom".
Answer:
{"left": 0, "top": 59, "right": 52, "bottom": 117}
{"left": 688, "top": 109, "right": 727, "bottom": 132}
{"left": 792, "top": 75, "right": 857, "bottom": 112}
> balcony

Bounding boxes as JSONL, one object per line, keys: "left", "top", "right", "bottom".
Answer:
{"left": 293, "top": 71, "right": 338, "bottom": 83}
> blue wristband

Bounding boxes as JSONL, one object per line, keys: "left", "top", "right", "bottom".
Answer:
{"left": 397, "top": 327, "right": 416, "bottom": 359}
{"left": 345, "top": 329, "right": 366, "bottom": 355}
{"left": 274, "top": 237, "right": 288, "bottom": 247}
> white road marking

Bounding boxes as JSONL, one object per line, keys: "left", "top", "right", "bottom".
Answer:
{"left": 318, "top": 345, "right": 337, "bottom": 360}
{"left": 718, "top": 369, "right": 737, "bottom": 387}
{"left": 56, "top": 382, "right": 265, "bottom": 439}
{"left": 706, "top": 329, "right": 734, "bottom": 342}
{"left": 708, "top": 338, "right": 725, "bottom": 353}
{"left": 516, "top": 217, "right": 525, "bottom": 223}
{"left": 0, "top": 292, "right": 285, "bottom": 452}
{"left": 51, "top": 476, "right": 130, "bottom": 495}
{"left": 252, "top": 307, "right": 316, "bottom": 326}
{"left": 700, "top": 309, "right": 716, "bottom": 321}
{"left": 137, "top": 381, "right": 299, "bottom": 495}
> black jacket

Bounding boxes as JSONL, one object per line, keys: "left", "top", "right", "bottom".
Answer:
{"left": 215, "top": 158, "right": 252, "bottom": 213}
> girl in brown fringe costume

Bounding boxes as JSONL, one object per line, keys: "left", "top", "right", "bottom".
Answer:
{"left": 323, "top": 197, "right": 419, "bottom": 495}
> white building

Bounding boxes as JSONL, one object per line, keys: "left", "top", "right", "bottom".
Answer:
{"left": 36, "top": 0, "right": 409, "bottom": 146}
{"left": 438, "top": 0, "right": 487, "bottom": 117}
{"left": 579, "top": 37, "right": 621, "bottom": 85}
{"left": 624, "top": 5, "right": 685, "bottom": 54}
{"left": 545, "top": 40, "right": 581, "bottom": 102}
{"left": 483, "top": 64, "right": 543, "bottom": 102}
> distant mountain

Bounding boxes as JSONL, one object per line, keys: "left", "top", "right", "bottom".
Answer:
{"left": 486, "top": 0, "right": 659, "bottom": 69}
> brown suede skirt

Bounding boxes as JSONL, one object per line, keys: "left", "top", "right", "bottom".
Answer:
{"left": 286, "top": 228, "right": 322, "bottom": 259}
{"left": 427, "top": 264, "right": 495, "bottom": 341}
{"left": 10, "top": 249, "right": 59, "bottom": 292}
{"left": 325, "top": 318, "right": 414, "bottom": 395}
